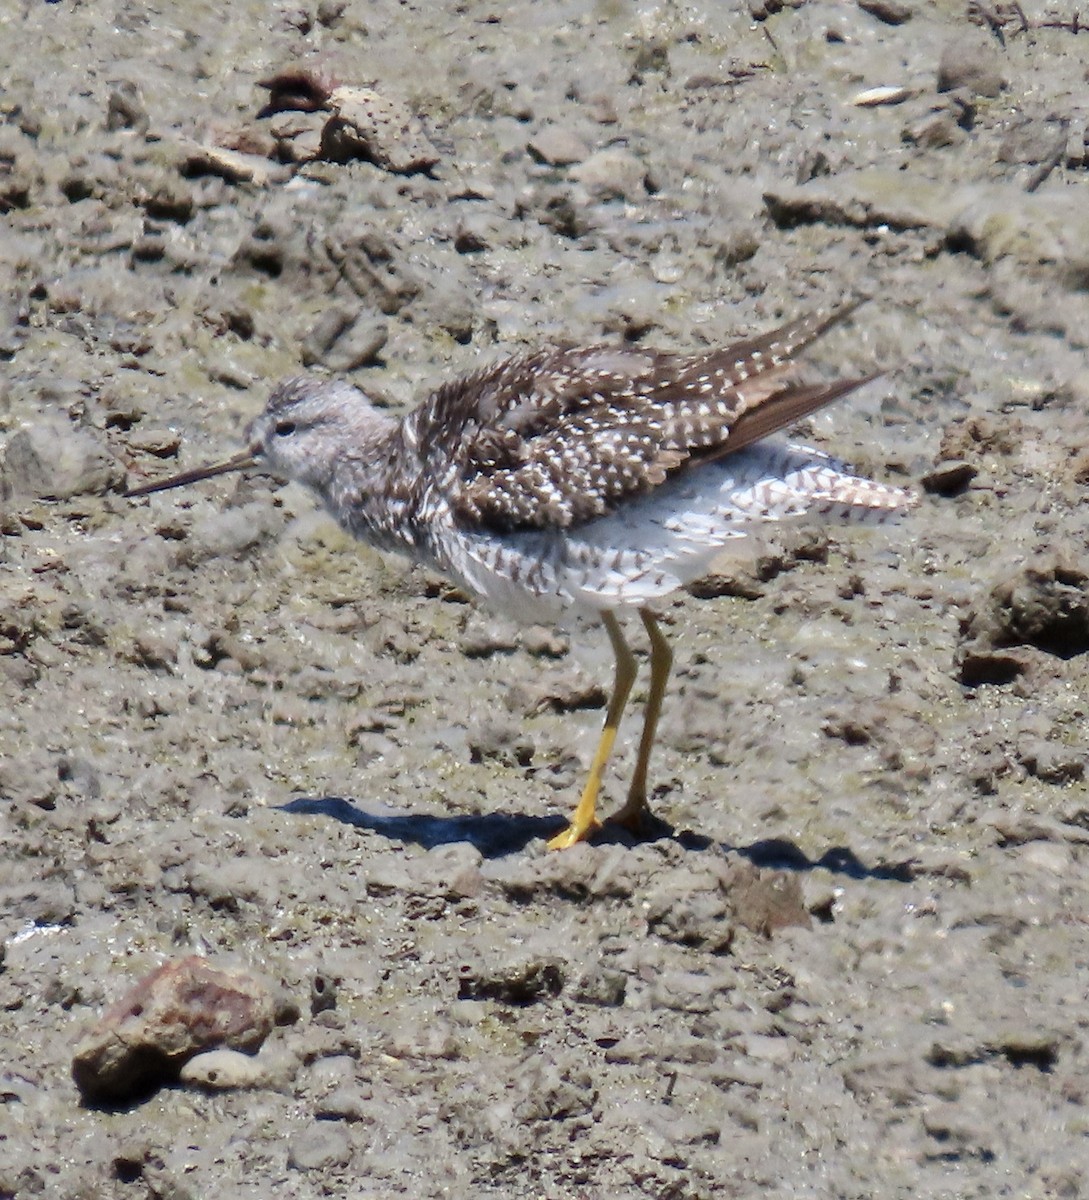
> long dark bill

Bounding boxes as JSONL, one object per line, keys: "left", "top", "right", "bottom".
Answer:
{"left": 124, "top": 450, "right": 258, "bottom": 497}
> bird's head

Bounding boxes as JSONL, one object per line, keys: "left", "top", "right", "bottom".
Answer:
{"left": 126, "top": 376, "right": 394, "bottom": 498}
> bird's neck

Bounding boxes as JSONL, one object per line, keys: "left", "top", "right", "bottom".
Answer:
{"left": 325, "top": 419, "right": 425, "bottom": 554}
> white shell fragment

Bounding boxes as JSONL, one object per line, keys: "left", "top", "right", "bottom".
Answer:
{"left": 850, "top": 86, "right": 915, "bottom": 107}
{"left": 180, "top": 1048, "right": 269, "bottom": 1090}
{"left": 179, "top": 141, "right": 273, "bottom": 185}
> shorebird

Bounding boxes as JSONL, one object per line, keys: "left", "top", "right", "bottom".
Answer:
{"left": 127, "top": 300, "right": 916, "bottom": 849}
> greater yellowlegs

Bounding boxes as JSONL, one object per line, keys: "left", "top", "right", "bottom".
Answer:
{"left": 127, "top": 301, "right": 917, "bottom": 849}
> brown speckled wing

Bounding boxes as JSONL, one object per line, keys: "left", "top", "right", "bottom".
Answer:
{"left": 409, "top": 301, "right": 871, "bottom": 533}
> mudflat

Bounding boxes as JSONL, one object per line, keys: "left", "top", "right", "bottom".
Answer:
{"left": 2, "top": 3, "right": 1088, "bottom": 1197}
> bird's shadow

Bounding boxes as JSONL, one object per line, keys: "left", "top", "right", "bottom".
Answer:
{"left": 278, "top": 796, "right": 916, "bottom": 881}
{"left": 278, "top": 796, "right": 559, "bottom": 858}
{"left": 729, "top": 836, "right": 915, "bottom": 883}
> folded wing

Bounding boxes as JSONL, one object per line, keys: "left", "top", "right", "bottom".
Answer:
{"left": 407, "top": 301, "right": 878, "bottom": 533}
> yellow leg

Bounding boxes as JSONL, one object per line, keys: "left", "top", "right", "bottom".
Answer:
{"left": 610, "top": 608, "right": 673, "bottom": 834}
{"left": 547, "top": 611, "right": 637, "bottom": 850}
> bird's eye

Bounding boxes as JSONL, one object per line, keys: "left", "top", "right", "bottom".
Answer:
{"left": 274, "top": 420, "right": 297, "bottom": 437}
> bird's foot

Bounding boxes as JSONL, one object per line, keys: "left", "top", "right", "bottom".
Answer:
{"left": 608, "top": 796, "right": 653, "bottom": 837}
{"left": 546, "top": 815, "right": 602, "bottom": 851}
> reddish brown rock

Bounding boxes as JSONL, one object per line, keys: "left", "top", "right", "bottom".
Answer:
{"left": 257, "top": 65, "right": 340, "bottom": 115}
{"left": 72, "top": 956, "right": 276, "bottom": 1103}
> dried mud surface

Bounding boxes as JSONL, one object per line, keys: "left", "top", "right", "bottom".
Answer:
{"left": 3, "top": 2, "right": 1089, "bottom": 1197}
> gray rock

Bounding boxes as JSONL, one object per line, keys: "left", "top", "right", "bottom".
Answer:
{"left": 269, "top": 111, "right": 326, "bottom": 163}
{"left": 920, "top": 459, "right": 977, "bottom": 496}
{"left": 571, "top": 147, "right": 647, "bottom": 201}
{"left": 572, "top": 965, "right": 627, "bottom": 1007}
{"left": 316, "top": 1084, "right": 372, "bottom": 1122}
{"left": 286, "top": 1123, "right": 353, "bottom": 1171}
{"left": 300, "top": 304, "right": 357, "bottom": 365}
{"left": 458, "top": 615, "right": 519, "bottom": 658}
{"left": 922, "top": 1102, "right": 996, "bottom": 1158}
{"left": 1, "top": 419, "right": 119, "bottom": 499}
{"left": 319, "top": 86, "right": 439, "bottom": 175}
{"left": 417, "top": 842, "right": 484, "bottom": 899}
{"left": 325, "top": 318, "right": 388, "bottom": 372}
{"left": 316, "top": 0, "right": 347, "bottom": 27}
{"left": 764, "top": 170, "right": 963, "bottom": 234}
{"left": 937, "top": 36, "right": 1006, "bottom": 98}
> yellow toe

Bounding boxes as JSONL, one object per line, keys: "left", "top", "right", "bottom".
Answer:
{"left": 546, "top": 816, "right": 601, "bottom": 851}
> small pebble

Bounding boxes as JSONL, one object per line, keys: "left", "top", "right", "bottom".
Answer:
{"left": 921, "top": 459, "right": 977, "bottom": 496}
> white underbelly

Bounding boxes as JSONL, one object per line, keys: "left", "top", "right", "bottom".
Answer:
{"left": 430, "top": 440, "right": 915, "bottom": 620}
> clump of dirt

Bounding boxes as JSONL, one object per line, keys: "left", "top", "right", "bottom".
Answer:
{"left": 959, "top": 555, "right": 1089, "bottom": 683}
